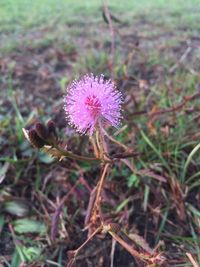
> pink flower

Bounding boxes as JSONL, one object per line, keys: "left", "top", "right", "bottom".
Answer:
{"left": 64, "top": 74, "right": 122, "bottom": 135}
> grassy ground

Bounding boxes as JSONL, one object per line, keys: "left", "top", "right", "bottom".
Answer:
{"left": 0, "top": 0, "right": 200, "bottom": 266}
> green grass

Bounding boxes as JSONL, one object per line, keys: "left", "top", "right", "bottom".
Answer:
{"left": 1, "top": 0, "right": 200, "bottom": 26}
{"left": 1, "top": 0, "right": 200, "bottom": 54}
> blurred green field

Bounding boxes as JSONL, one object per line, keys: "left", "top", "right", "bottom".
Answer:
{"left": 0, "top": 1, "right": 200, "bottom": 32}
{"left": 0, "top": 0, "right": 200, "bottom": 266}
{"left": 0, "top": 0, "right": 200, "bottom": 53}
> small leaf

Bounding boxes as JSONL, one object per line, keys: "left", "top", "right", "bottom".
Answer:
{"left": 4, "top": 200, "right": 30, "bottom": 217}
{"left": 11, "top": 248, "right": 22, "bottom": 267}
{"left": 127, "top": 174, "right": 139, "bottom": 188}
{"left": 21, "top": 246, "right": 42, "bottom": 262}
{"left": 60, "top": 77, "right": 69, "bottom": 92}
{"left": 13, "top": 219, "right": 46, "bottom": 234}
{"left": 38, "top": 150, "right": 55, "bottom": 164}
{"left": 0, "top": 162, "right": 9, "bottom": 184}
{"left": 0, "top": 215, "right": 5, "bottom": 234}
{"left": 116, "top": 198, "right": 130, "bottom": 212}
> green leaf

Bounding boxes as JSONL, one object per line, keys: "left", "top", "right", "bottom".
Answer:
{"left": 0, "top": 162, "right": 9, "bottom": 183}
{"left": 127, "top": 173, "right": 139, "bottom": 188}
{"left": 182, "top": 142, "right": 200, "bottom": 183}
{"left": 186, "top": 203, "right": 200, "bottom": 218}
{"left": 13, "top": 219, "right": 46, "bottom": 234}
{"left": 0, "top": 215, "right": 5, "bottom": 234}
{"left": 116, "top": 198, "right": 130, "bottom": 212}
{"left": 38, "top": 151, "right": 55, "bottom": 164}
{"left": 21, "top": 246, "right": 42, "bottom": 262}
{"left": 60, "top": 77, "right": 69, "bottom": 92}
{"left": 4, "top": 200, "right": 29, "bottom": 217}
{"left": 11, "top": 249, "right": 22, "bottom": 267}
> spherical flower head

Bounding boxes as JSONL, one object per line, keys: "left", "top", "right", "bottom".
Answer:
{"left": 64, "top": 74, "right": 122, "bottom": 135}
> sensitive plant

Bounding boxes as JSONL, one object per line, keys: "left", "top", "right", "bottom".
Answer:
{"left": 23, "top": 74, "right": 165, "bottom": 266}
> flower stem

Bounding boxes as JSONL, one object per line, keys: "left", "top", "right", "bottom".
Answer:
{"left": 53, "top": 143, "right": 100, "bottom": 163}
{"left": 94, "top": 163, "right": 110, "bottom": 211}
{"left": 89, "top": 136, "right": 100, "bottom": 158}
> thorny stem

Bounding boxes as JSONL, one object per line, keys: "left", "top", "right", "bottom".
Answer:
{"left": 91, "top": 123, "right": 111, "bottom": 219}
{"left": 108, "top": 230, "right": 150, "bottom": 262}
{"left": 93, "top": 163, "right": 110, "bottom": 211}
{"left": 54, "top": 141, "right": 137, "bottom": 163}
{"left": 95, "top": 127, "right": 104, "bottom": 159}
{"left": 67, "top": 165, "right": 110, "bottom": 266}
{"left": 63, "top": 131, "right": 164, "bottom": 265}
{"left": 50, "top": 128, "right": 137, "bottom": 163}
{"left": 108, "top": 225, "right": 165, "bottom": 265}
{"left": 89, "top": 136, "right": 100, "bottom": 158}
{"left": 109, "top": 230, "right": 141, "bottom": 258}
{"left": 85, "top": 124, "right": 111, "bottom": 229}
{"left": 96, "top": 121, "right": 108, "bottom": 159}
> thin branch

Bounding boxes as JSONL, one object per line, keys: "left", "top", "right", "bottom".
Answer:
{"left": 127, "top": 92, "right": 200, "bottom": 120}
{"left": 102, "top": 2, "right": 115, "bottom": 78}
{"left": 53, "top": 143, "right": 100, "bottom": 162}
{"left": 94, "top": 163, "right": 110, "bottom": 210}
{"left": 67, "top": 226, "right": 103, "bottom": 267}
{"left": 108, "top": 230, "right": 145, "bottom": 262}
{"left": 169, "top": 46, "right": 192, "bottom": 73}
{"left": 101, "top": 127, "right": 128, "bottom": 150}
{"left": 89, "top": 136, "right": 100, "bottom": 158}
{"left": 51, "top": 178, "right": 81, "bottom": 241}
{"left": 110, "top": 238, "right": 117, "bottom": 267}
{"left": 186, "top": 253, "right": 199, "bottom": 267}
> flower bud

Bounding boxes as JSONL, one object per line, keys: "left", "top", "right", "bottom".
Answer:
{"left": 47, "top": 120, "right": 57, "bottom": 140}
{"left": 27, "top": 129, "right": 45, "bottom": 148}
{"left": 35, "top": 122, "right": 48, "bottom": 140}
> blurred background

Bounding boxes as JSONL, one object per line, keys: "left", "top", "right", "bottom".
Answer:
{"left": 0, "top": 0, "right": 200, "bottom": 266}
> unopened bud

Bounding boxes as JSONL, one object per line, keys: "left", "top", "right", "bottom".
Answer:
{"left": 47, "top": 120, "right": 57, "bottom": 140}
{"left": 35, "top": 122, "right": 48, "bottom": 140}
{"left": 24, "top": 129, "right": 45, "bottom": 148}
